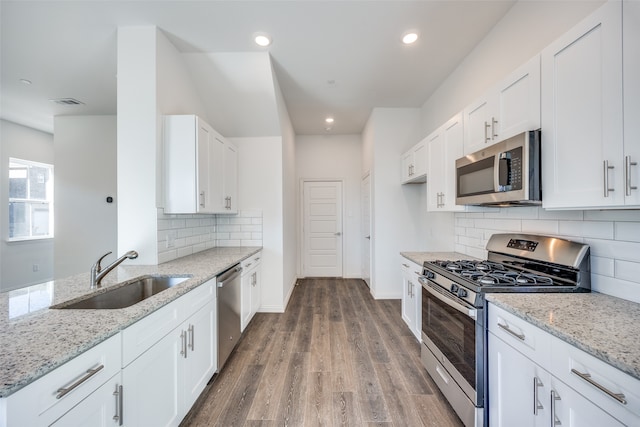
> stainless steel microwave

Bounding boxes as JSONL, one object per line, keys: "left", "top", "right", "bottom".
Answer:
{"left": 455, "top": 130, "right": 541, "bottom": 206}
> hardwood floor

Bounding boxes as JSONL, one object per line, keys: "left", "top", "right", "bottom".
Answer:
{"left": 181, "top": 278, "right": 463, "bottom": 427}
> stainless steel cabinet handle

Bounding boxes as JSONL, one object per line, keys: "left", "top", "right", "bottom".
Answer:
{"left": 335, "top": 232, "right": 342, "bottom": 236}
{"left": 56, "top": 364, "right": 104, "bottom": 399}
{"left": 625, "top": 156, "right": 638, "bottom": 196}
{"left": 180, "top": 330, "right": 187, "bottom": 358}
{"left": 402, "top": 263, "right": 410, "bottom": 268}
{"left": 498, "top": 322, "right": 525, "bottom": 341}
{"left": 492, "top": 117, "right": 498, "bottom": 139}
{"left": 570, "top": 368, "right": 627, "bottom": 404}
{"left": 199, "top": 191, "right": 205, "bottom": 208}
{"left": 551, "top": 390, "right": 561, "bottom": 426}
{"left": 484, "top": 121, "right": 491, "bottom": 143}
{"left": 252, "top": 272, "right": 257, "bottom": 286}
{"left": 113, "top": 384, "right": 123, "bottom": 426}
{"left": 188, "top": 324, "right": 195, "bottom": 351}
{"left": 603, "top": 160, "right": 615, "bottom": 197}
{"left": 533, "top": 377, "right": 544, "bottom": 415}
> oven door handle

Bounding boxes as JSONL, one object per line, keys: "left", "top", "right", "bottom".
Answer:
{"left": 419, "top": 277, "right": 476, "bottom": 320}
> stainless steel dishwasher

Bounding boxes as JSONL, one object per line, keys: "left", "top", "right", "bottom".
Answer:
{"left": 216, "top": 264, "right": 242, "bottom": 371}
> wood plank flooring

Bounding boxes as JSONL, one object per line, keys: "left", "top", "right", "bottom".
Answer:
{"left": 181, "top": 278, "right": 463, "bottom": 427}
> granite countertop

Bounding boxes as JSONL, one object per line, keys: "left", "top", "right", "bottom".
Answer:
{"left": 400, "top": 251, "right": 478, "bottom": 266}
{"left": 487, "top": 293, "right": 640, "bottom": 381}
{"left": 0, "top": 246, "right": 261, "bottom": 398}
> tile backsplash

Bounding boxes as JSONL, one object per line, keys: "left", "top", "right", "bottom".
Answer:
{"left": 157, "top": 209, "right": 262, "bottom": 263}
{"left": 454, "top": 207, "right": 640, "bottom": 303}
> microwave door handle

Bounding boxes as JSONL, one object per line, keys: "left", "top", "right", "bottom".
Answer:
{"left": 496, "top": 153, "right": 511, "bottom": 191}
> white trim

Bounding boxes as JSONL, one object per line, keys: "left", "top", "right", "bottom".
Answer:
{"left": 258, "top": 276, "right": 298, "bottom": 313}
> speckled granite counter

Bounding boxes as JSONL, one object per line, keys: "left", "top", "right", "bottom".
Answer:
{"left": 0, "top": 246, "right": 261, "bottom": 398}
{"left": 400, "top": 251, "right": 478, "bottom": 265}
{"left": 486, "top": 293, "right": 640, "bottom": 381}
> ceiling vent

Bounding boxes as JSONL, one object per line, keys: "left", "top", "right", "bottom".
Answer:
{"left": 49, "top": 97, "right": 85, "bottom": 106}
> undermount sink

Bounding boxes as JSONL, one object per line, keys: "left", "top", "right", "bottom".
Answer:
{"left": 53, "top": 275, "right": 191, "bottom": 309}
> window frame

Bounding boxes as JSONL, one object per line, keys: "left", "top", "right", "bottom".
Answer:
{"left": 7, "top": 157, "right": 54, "bottom": 242}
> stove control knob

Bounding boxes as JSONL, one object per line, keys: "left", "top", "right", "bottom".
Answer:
{"left": 457, "top": 288, "right": 468, "bottom": 298}
{"left": 425, "top": 271, "right": 435, "bottom": 280}
{"left": 450, "top": 284, "right": 459, "bottom": 294}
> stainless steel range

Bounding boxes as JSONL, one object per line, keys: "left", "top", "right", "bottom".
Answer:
{"left": 418, "top": 233, "right": 590, "bottom": 427}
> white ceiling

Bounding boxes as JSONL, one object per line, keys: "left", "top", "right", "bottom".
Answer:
{"left": 0, "top": 0, "right": 517, "bottom": 136}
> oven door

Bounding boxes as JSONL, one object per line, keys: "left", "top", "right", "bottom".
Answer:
{"left": 420, "top": 277, "right": 482, "bottom": 406}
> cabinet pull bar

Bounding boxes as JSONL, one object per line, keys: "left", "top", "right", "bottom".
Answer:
{"left": 402, "top": 263, "right": 410, "bottom": 268}
{"left": 625, "top": 156, "right": 638, "bottom": 196}
{"left": 56, "top": 364, "right": 104, "bottom": 399}
{"left": 498, "top": 322, "right": 525, "bottom": 341}
{"left": 570, "top": 368, "right": 627, "bottom": 404}
{"left": 603, "top": 160, "right": 615, "bottom": 197}
{"left": 484, "top": 121, "right": 491, "bottom": 143}
{"left": 180, "top": 330, "right": 187, "bottom": 358}
{"left": 551, "top": 390, "right": 562, "bottom": 426}
{"left": 533, "top": 377, "right": 544, "bottom": 415}
{"left": 492, "top": 117, "right": 498, "bottom": 139}
{"left": 188, "top": 324, "right": 195, "bottom": 351}
{"left": 113, "top": 384, "right": 123, "bottom": 426}
{"left": 199, "top": 191, "right": 205, "bottom": 208}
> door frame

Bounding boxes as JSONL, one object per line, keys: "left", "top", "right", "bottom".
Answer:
{"left": 299, "top": 178, "right": 345, "bottom": 278}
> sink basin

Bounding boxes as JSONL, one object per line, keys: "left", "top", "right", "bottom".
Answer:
{"left": 54, "top": 275, "right": 190, "bottom": 309}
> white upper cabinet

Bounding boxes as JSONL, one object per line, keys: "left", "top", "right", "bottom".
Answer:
{"left": 541, "top": 1, "right": 627, "bottom": 209}
{"left": 624, "top": 0, "right": 640, "bottom": 206}
{"left": 427, "top": 113, "right": 465, "bottom": 211}
{"left": 401, "top": 140, "right": 427, "bottom": 184}
{"left": 464, "top": 55, "right": 541, "bottom": 155}
{"left": 164, "top": 115, "right": 239, "bottom": 214}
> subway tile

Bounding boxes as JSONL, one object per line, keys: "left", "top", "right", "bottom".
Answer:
{"left": 505, "top": 206, "right": 539, "bottom": 219}
{"left": 218, "top": 224, "right": 241, "bottom": 233}
{"left": 185, "top": 218, "right": 200, "bottom": 228}
{"left": 218, "top": 240, "right": 241, "bottom": 247}
{"left": 591, "top": 274, "right": 640, "bottom": 304}
{"left": 558, "top": 221, "right": 614, "bottom": 239}
{"left": 174, "top": 238, "right": 186, "bottom": 248}
{"left": 230, "top": 217, "right": 252, "bottom": 225}
{"left": 466, "top": 227, "right": 484, "bottom": 239}
{"left": 454, "top": 226, "right": 466, "bottom": 236}
{"left": 521, "top": 220, "right": 559, "bottom": 235}
{"left": 474, "top": 218, "right": 495, "bottom": 229}
{"left": 493, "top": 219, "right": 522, "bottom": 232}
{"left": 177, "top": 228, "right": 194, "bottom": 238}
{"left": 241, "top": 224, "right": 262, "bottom": 233}
{"left": 241, "top": 240, "right": 262, "bottom": 247}
{"left": 206, "top": 241, "right": 217, "bottom": 249}
{"left": 177, "top": 247, "right": 193, "bottom": 258}
{"left": 454, "top": 243, "right": 466, "bottom": 253}
{"left": 456, "top": 218, "right": 475, "bottom": 228}
{"left": 171, "top": 219, "right": 186, "bottom": 229}
{"left": 538, "top": 209, "right": 583, "bottom": 221}
{"left": 466, "top": 247, "right": 487, "bottom": 260}
{"left": 186, "top": 236, "right": 200, "bottom": 246}
{"left": 615, "top": 222, "right": 640, "bottom": 242}
{"left": 241, "top": 210, "right": 262, "bottom": 218}
{"left": 585, "top": 210, "right": 640, "bottom": 222}
{"left": 251, "top": 217, "right": 263, "bottom": 225}
{"left": 158, "top": 250, "right": 177, "bottom": 264}
{"left": 615, "top": 260, "right": 640, "bottom": 284}
{"left": 217, "top": 217, "right": 230, "bottom": 225}
{"left": 584, "top": 238, "right": 640, "bottom": 263}
{"left": 590, "top": 256, "right": 615, "bottom": 277}
{"left": 216, "top": 232, "right": 230, "bottom": 240}
{"left": 230, "top": 232, "right": 252, "bottom": 240}
{"left": 157, "top": 219, "right": 172, "bottom": 231}
{"left": 192, "top": 242, "right": 207, "bottom": 254}
{"left": 251, "top": 232, "right": 263, "bottom": 240}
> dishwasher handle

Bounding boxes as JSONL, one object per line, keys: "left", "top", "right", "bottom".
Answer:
{"left": 217, "top": 264, "right": 242, "bottom": 287}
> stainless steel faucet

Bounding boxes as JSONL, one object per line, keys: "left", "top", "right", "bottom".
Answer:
{"left": 90, "top": 250, "right": 139, "bottom": 288}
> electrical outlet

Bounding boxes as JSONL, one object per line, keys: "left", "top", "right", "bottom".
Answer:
{"left": 166, "top": 231, "right": 176, "bottom": 248}
{"left": 32, "top": 264, "right": 39, "bottom": 272}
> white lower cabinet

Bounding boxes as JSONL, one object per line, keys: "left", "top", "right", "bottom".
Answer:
{"left": 50, "top": 374, "right": 123, "bottom": 427}
{"left": 400, "top": 259, "right": 422, "bottom": 341}
{"left": 488, "top": 303, "right": 640, "bottom": 427}
{"left": 241, "top": 252, "right": 262, "bottom": 332}
{"left": 122, "top": 283, "right": 216, "bottom": 427}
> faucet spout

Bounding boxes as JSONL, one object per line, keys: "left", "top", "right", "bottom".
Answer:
{"left": 90, "top": 250, "right": 139, "bottom": 288}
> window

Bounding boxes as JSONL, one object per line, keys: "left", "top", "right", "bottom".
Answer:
{"left": 8, "top": 158, "right": 54, "bottom": 241}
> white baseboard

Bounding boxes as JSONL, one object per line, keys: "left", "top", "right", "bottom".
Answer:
{"left": 256, "top": 276, "right": 299, "bottom": 313}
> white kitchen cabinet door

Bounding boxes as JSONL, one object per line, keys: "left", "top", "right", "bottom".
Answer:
{"left": 122, "top": 329, "right": 183, "bottom": 427}
{"left": 207, "top": 136, "right": 226, "bottom": 213}
{"left": 488, "top": 333, "right": 550, "bottom": 427}
{"left": 400, "top": 260, "right": 421, "bottom": 341}
{"left": 250, "top": 264, "right": 262, "bottom": 317}
{"left": 624, "top": 0, "right": 640, "bottom": 205}
{"left": 495, "top": 55, "right": 540, "bottom": 142}
{"left": 183, "top": 299, "right": 216, "bottom": 411}
{"left": 223, "top": 142, "right": 238, "bottom": 213}
{"left": 550, "top": 377, "right": 625, "bottom": 427}
{"left": 50, "top": 374, "right": 122, "bottom": 427}
{"left": 401, "top": 140, "right": 427, "bottom": 184}
{"left": 427, "top": 114, "right": 465, "bottom": 212}
{"left": 412, "top": 141, "right": 427, "bottom": 179}
{"left": 541, "top": 1, "right": 624, "bottom": 209}
{"left": 463, "top": 95, "right": 495, "bottom": 155}
{"left": 241, "top": 265, "right": 253, "bottom": 332}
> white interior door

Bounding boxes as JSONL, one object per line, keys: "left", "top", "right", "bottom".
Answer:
{"left": 303, "top": 181, "right": 343, "bottom": 277}
{"left": 361, "top": 174, "right": 371, "bottom": 287}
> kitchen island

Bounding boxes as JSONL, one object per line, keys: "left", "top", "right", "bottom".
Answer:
{"left": 0, "top": 246, "right": 261, "bottom": 398}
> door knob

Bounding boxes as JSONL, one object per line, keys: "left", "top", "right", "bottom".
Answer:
{"left": 335, "top": 232, "right": 342, "bottom": 236}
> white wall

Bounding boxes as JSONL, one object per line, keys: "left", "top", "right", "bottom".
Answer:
{"left": 420, "top": 0, "right": 604, "bottom": 136}
{"left": 232, "top": 136, "right": 285, "bottom": 312}
{"left": 0, "top": 120, "right": 54, "bottom": 291}
{"left": 363, "top": 108, "right": 430, "bottom": 299}
{"left": 53, "top": 116, "right": 117, "bottom": 279}
{"left": 296, "top": 134, "right": 363, "bottom": 278}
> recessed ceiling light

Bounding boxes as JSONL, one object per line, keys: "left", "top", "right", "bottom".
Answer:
{"left": 19, "top": 79, "right": 32, "bottom": 85}
{"left": 402, "top": 32, "right": 419, "bottom": 45}
{"left": 254, "top": 33, "right": 272, "bottom": 47}
{"left": 325, "top": 117, "right": 334, "bottom": 124}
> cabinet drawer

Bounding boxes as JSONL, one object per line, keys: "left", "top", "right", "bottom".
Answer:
{"left": 550, "top": 337, "right": 640, "bottom": 426}
{"left": 3, "top": 334, "right": 121, "bottom": 427}
{"left": 401, "top": 259, "right": 422, "bottom": 277}
{"left": 487, "top": 304, "right": 551, "bottom": 366}
{"left": 179, "top": 278, "right": 215, "bottom": 317}
{"left": 241, "top": 252, "right": 262, "bottom": 271}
